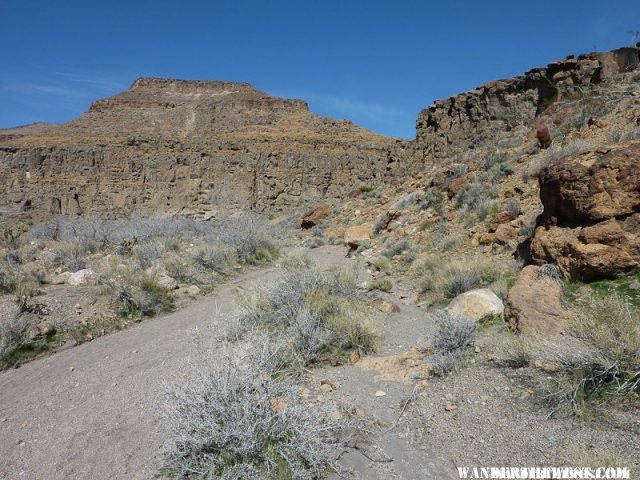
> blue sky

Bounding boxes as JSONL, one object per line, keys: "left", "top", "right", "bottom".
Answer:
{"left": 1, "top": 0, "right": 639, "bottom": 138}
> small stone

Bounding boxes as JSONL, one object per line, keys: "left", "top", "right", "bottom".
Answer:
{"left": 328, "top": 408, "right": 343, "bottom": 421}
{"left": 374, "top": 390, "right": 386, "bottom": 397}
{"left": 349, "top": 351, "right": 361, "bottom": 364}
{"left": 444, "top": 403, "right": 457, "bottom": 411}
{"left": 186, "top": 285, "right": 201, "bottom": 297}
{"left": 270, "top": 396, "right": 286, "bottom": 413}
{"left": 320, "top": 383, "right": 333, "bottom": 394}
{"left": 475, "top": 346, "right": 481, "bottom": 353}
{"left": 69, "top": 367, "right": 74, "bottom": 372}
{"left": 374, "top": 300, "right": 401, "bottom": 314}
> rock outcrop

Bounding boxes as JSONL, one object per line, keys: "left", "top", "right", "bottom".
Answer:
{"left": 0, "top": 78, "right": 408, "bottom": 222}
{"left": 531, "top": 142, "right": 640, "bottom": 281}
{"left": 415, "top": 47, "right": 640, "bottom": 162}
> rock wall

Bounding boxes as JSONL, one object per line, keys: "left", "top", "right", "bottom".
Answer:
{"left": 0, "top": 78, "right": 408, "bottom": 222}
{"left": 415, "top": 47, "right": 640, "bottom": 161}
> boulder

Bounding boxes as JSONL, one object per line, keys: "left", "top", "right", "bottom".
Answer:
{"left": 531, "top": 143, "right": 640, "bottom": 280}
{"left": 446, "top": 288, "right": 504, "bottom": 321}
{"left": 157, "top": 272, "right": 178, "bottom": 290}
{"left": 300, "top": 204, "right": 332, "bottom": 229}
{"left": 67, "top": 269, "right": 97, "bottom": 286}
{"left": 344, "top": 224, "right": 373, "bottom": 248}
{"left": 186, "top": 285, "right": 201, "bottom": 297}
{"left": 504, "top": 265, "right": 569, "bottom": 336}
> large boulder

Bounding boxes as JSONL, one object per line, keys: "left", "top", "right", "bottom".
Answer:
{"left": 67, "top": 269, "right": 97, "bottom": 286}
{"left": 446, "top": 288, "right": 504, "bottom": 321}
{"left": 504, "top": 265, "right": 569, "bottom": 336}
{"left": 531, "top": 143, "right": 640, "bottom": 281}
{"left": 300, "top": 204, "right": 332, "bottom": 229}
{"left": 344, "top": 224, "right": 373, "bottom": 248}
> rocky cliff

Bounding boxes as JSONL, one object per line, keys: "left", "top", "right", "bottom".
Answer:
{"left": 0, "top": 78, "right": 408, "bottom": 221}
{"left": 415, "top": 46, "right": 640, "bottom": 161}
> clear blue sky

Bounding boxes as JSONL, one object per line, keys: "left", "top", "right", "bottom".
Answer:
{"left": 1, "top": 0, "right": 639, "bottom": 138}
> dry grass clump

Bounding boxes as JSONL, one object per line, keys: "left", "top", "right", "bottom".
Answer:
{"left": 429, "top": 310, "right": 477, "bottom": 376}
{"left": 528, "top": 139, "right": 592, "bottom": 178}
{"left": 162, "top": 334, "right": 349, "bottom": 479}
{"left": 237, "top": 258, "right": 375, "bottom": 365}
{"left": 366, "top": 277, "right": 394, "bottom": 293}
{"left": 98, "top": 259, "right": 175, "bottom": 318}
{"left": 495, "top": 292, "right": 640, "bottom": 416}
{"left": 418, "top": 255, "right": 500, "bottom": 301}
{"left": 0, "top": 312, "right": 30, "bottom": 361}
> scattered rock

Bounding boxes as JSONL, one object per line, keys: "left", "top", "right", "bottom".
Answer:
{"left": 35, "top": 321, "right": 55, "bottom": 337}
{"left": 349, "top": 351, "right": 361, "bottom": 364}
{"left": 446, "top": 288, "right": 503, "bottom": 321}
{"left": 445, "top": 403, "right": 458, "bottom": 412}
{"left": 269, "top": 396, "right": 286, "bottom": 413}
{"left": 50, "top": 271, "right": 72, "bottom": 285}
{"left": 186, "top": 285, "right": 201, "bottom": 297}
{"left": 300, "top": 204, "right": 332, "bottom": 229}
{"left": 374, "top": 300, "right": 401, "bottom": 314}
{"left": 504, "top": 265, "right": 569, "bottom": 336}
{"left": 374, "top": 390, "right": 387, "bottom": 397}
{"left": 157, "top": 272, "right": 178, "bottom": 290}
{"left": 74, "top": 304, "right": 83, "bottom": 315}
{"left": 320, "top": 383, "right": 333, "bottom": 394}
{"left": 67, "top": 269, "right": 97, "bottom": 286}
{"left": 344, "top": 224, "right": 373, "bottom": 248}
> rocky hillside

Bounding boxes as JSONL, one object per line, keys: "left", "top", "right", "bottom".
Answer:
{"left": 0, "top": 78, "right": 408, "bottom": 222}
{"left": 415, "top": 46, "right": 640, "bottom": 162}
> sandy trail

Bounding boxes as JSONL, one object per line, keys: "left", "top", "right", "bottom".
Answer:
{"left": 0, "top": 246, "right": 450, "bottom": 479}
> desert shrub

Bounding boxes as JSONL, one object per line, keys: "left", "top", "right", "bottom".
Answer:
{"left": 238, "top": 262, "right": 374, "bottom": 363}
{"left": 536, "top": 263, "right": 561, "bottom": 282}
{"left": 99, "top": 260, "right": 174, "bottom": 318}
{"left": 394, "top": 191, "right": 418, "bottom": 210}
{"left": 371, "top": 256, "right": 391, "bottom": 272}
{"left": 380, "top": 238, "right": 409, "bottom": 258}
{"left": 528, "top": 139, "right": 592, "bottom": 177}
{"left": 503, "top": 198, "right": 521, "bottom": 219}
{"left": 163, "top": 336, "right": 346, "bottom": 479}
{"left": 430, "top": 310, "right": 477, "bottom": 376}
{"left": 193, "top": 244, "right": 236, "bottom": 274}
{"left": 500, "top": 292, "right": 640, "bottom": 415}
{"left": 621, "top": 126, "right": 640, "bottom": 141}
{"left": 419, "top": 256, "right": 499, "bottom": 301}
{"left": 366, "top": 277, "right": 393, "bottom": 292}
{"left": 51, "top": 240, "right": 87, "bottom": 271}
{"left": 359, "top": 184, "right": 375, "bottom": 193}
{"left": 0, "top": 313, "right": 30, "bottom": 360}
{"left": 455, "top": 179, "right": 498, "bottom": 221}
{"left": 213, "top": 216, "right": 279, "bottom": 264}
{"left": 419, "top": 187, "right": 444, "bottom": 212}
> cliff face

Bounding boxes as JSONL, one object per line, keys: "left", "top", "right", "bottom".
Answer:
{"left": 415, "top": 46, "right": 640, "bottom": 161}
{"left": 0, "top": 78, "right": 408, "bottom": 221}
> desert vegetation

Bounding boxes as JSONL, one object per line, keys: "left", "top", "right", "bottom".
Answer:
{"left": 162, "top": 254, "right": 377, "bottom": 478}
{"left": 0, "top": 214, "right": 280, "bottom": 368}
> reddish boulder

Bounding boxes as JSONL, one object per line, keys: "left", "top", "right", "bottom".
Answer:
{"left": 504, "top": 266, "right": 569, "bottom": 336}
{"left": 531, "top": 143, "right": 640, "bottom": 281}
{"left": 301, "top": 204, "right": 332, "bottom": 229}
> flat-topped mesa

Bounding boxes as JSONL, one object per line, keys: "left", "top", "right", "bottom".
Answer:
{"left": 415, "top": 46, "right": 640, "bottom": 161}
{"left": 85, "top": 77, "right": 312, "bottom": 136}
{"left": 0, "top": 77, "right": 408, "bottom": 222}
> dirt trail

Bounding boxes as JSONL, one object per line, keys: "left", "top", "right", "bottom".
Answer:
{"left": 0, "top": 246, "right": 451, "bottom": 480}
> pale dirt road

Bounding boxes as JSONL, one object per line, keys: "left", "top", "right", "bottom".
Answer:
{"left": 0, "top": 246, "right": 451, "bottom": 480}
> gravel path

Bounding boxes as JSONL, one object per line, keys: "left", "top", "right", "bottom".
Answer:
{"left": 0, "top": 246, "right": 451, "bottom": 480}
